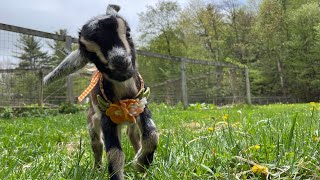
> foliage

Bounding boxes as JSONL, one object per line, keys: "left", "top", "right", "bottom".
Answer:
{"left": 137, "top": 0, "right": 320, "bottom": 102}
{"left": 0, "top": 107, "right": 14, "bottom": 119}
{"left": 15, "top": 35, "right": 49, "bottom": 69}
{"left": 58, "top": 102, "right": 82, "bottom": 114}
{"left": 46, "top": 29, "right": 68, "bottom": 68}
{"left": 17, "top": 104, "right": 59, "bottom": 117}
{"left": 1, "top": 103, "right": 319, "bottom": 179}
{"left": 188, "top": 102, "right": 216, "bottom": 110}
{"left": 137, "top": 0, "right": 182, "bottom": 54}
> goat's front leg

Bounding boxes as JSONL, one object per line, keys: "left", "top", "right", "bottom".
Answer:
{"left": 127, "top": 124, "right": 141, "bottom": 153}
{"left": 134, "top": 106, "right": 159, "bottom": 172}
{"left": 87, "top": 107, "right": 103, "bottom": 169}
{"left": 101, "top": 116, "right": 124, "bottom": 180}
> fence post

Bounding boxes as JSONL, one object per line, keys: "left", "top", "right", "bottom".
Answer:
{"left": 181, "top": 58, "right": 188, "bottom": 109}
{"left": 38, "top": 69, "right": 44, "bottom": 107}
{"left": 65, "top": 35, "right": 74, "bottom": 103}
{"left": 245, "top": 66, "right": 252, "bottom": 105}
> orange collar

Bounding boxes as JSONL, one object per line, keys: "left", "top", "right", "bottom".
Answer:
{"left": 78, "top": 70, "right": 147, "bottom": 124}
{"left": 78, "top": 71, "right": 144, "bottom": 102}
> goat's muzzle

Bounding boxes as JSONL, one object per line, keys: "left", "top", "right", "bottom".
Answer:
{"left": 107, "top": 55, "right": 134, "bottom": 82}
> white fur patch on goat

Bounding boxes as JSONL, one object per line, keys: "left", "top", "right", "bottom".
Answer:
{"left": 107, "top": 47, "right": 131, "bottom": 70}
{"left": 91, "top": 102, "right": 102, "bottom": 132}
{"left": 80, "top": 37, "right": 109, "bottom": 64}
{"left": 87, "top": 15, "right": 111, "bottom": 30}
{"left": 116, "top": 18, "right": 131, "bottom": 54}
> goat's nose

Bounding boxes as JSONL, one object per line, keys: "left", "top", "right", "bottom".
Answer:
{"left": 112, "top": 56, "right": 131, "bottom": 70}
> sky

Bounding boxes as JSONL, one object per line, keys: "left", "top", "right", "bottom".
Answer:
{"left": 0, "top": 0, "right": 194, "bottom": 67}
{"left": 0, "top": 0, "right": 246, "bottom": 67}
{"left": 0, "top": 0, "right": 189, "bottom": 38}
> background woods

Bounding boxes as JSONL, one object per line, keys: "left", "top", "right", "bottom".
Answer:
{"left": 1, "top": 0, "right": 319, "bottom": 107}
{"left": 137, "top": 0, "right": 320, "bottom": 102}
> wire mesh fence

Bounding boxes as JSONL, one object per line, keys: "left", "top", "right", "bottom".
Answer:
{"left": 0, "top": 23, "right": 249, "bottom": 108}
{"left": 136, "top": 51, "right": 247, "bottom": 106}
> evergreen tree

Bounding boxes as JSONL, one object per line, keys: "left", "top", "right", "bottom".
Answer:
{"left": 15, "top": 35, "right": 48, "bottom": 69}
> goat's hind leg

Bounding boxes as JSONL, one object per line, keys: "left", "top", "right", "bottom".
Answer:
{"left": 87, "top": 108, "right": 103, "bottom": 169}
{"left": 134, "top": 107, "right": 159, "bottom": 172}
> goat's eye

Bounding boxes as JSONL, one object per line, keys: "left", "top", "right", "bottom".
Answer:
{"left": 126, "top": 31, "right": 132, "bottom": 39}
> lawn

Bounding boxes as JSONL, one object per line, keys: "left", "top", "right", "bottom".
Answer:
{"left": 1, "top": 103, "right": 319, "bottom": 179}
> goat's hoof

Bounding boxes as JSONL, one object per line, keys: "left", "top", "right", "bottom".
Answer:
{"left": 133, "top": 151, "right": 154, "bottom": 172}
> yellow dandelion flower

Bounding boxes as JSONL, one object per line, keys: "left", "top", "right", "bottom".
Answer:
{"left": 254, "top": 144, "right": 261, "bottom": 150}
{"left": 81, "top": 130, "right": 87, "bottom": 136}
{"left": 310, "top": 102, "right": 316, "bottom": 107}
{"left": 208, "top": 127, "right": 214, "bottom": 132}
{"left": 313, "top": 136, "right": 319, "bottom": 142}
{"left": 223, "top": 114, "right": 229, "bottom": 120}
{"left": 251, "top": 164, "right": 269, "bottom": 175}
{"left": 247, "top": 144, "right": 260, "bottom": 151}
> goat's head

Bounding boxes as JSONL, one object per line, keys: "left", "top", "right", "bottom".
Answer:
{"left": 79, "top": 5, "right": 136, "bottom": 82}
{"left": 43, "top": 5, "right": 135, "bottom": 85}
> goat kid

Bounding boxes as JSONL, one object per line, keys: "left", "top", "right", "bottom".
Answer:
{"left": 43, "top": 5, "right": 158, "bottom": 180}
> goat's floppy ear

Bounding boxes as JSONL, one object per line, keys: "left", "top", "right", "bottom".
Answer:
{"left": 106, "top": 4, "right": 120, "bottom": 15}
{"left": 43, "top": 50, "right": 88, "bottom": 85}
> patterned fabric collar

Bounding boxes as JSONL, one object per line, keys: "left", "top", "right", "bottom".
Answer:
{"left": 78, "top": 70, "right": 150, "bottom": 124}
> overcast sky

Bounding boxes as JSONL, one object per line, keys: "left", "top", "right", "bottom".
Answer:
{"left": 0, "top": 0, "right": 247, "bottom": 67}
{"left": 0, "top": 0, "right": 190, "bottom": 38}
{"left": 0, "top": 0, "right": 194, "bottom": 67}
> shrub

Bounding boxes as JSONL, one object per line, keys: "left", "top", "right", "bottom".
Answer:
{"left": 0, "top": 107, "right": 14, "bottom": 119}
{"left": 58, "top": 102, "right": 81, "bottom": 114}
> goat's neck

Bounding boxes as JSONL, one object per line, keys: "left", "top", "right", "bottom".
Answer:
{"left": 102, "top": 75, "right": 139, "bottom": 101}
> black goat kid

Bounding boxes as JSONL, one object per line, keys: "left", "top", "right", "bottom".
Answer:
{"left": 43, "top": 5, "right": 158, "bottom": 180}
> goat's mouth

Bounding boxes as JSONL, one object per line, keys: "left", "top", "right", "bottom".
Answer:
{"left": 106, "top": 69, "right": 135, "bottom": 82}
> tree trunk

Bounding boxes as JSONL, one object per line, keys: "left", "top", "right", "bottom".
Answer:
{"left": 163, "top": 31, "right": 171, "bottom": 55}
{"left": 276, "top": 58, "right": 286, "bottom": 96}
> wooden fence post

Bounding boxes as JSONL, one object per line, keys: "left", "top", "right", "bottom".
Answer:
{"left": 245, "top": 66, "right": 252, "bottom": 105}
{"left": 38, "top": 69, "right": 44, "bottom": 107}
{"left": 181, "top": 58, "right": 188, "bottom": 109}
{"left": 65, "top": 35, "right": 74, "bottom": 103}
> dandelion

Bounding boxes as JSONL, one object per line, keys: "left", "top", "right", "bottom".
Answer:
{"left": 81, "top": 130, "right": 87, "bottom": 136}
{"left": 251, "top": 164, "right": 269, "bottom": 175}
{"left": 310, "top": 102, "right": 316, "bottom": 107}
{"left": 313, "top": 136, "right": 319, "bottom": 142}
{"left": 223, "top": 114, "right": 229, "bottom": 120}
{"left": 247, "top": 144, "right": 260, "bottom": 151}
{"left": 208, "top": 127, "right": 214, "bottom": 132}
{"left": 253, "top": 144, "right": 261, "bottom": 150}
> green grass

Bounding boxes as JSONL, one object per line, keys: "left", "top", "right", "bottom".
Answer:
{"left": 1, "top": 103, "right": 319, "bottom": 179}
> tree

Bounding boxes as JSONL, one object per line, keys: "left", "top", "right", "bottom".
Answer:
{"left": 136, "top": 0, "right": 320, "bottom": 102}
{"left": 254, "top": 0, "right": 288, "bottom": 96}
{"left": 47, "top": 29, "right": 68, "bottom": 68}
{"left": 138, "top": 0, "right": 182, "bottom": 55}
{"left": 285, "top": 2, "right": 320, "bottom": 100}
{"left": 15, "top": 35, "right": 49, "bottom": 69}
